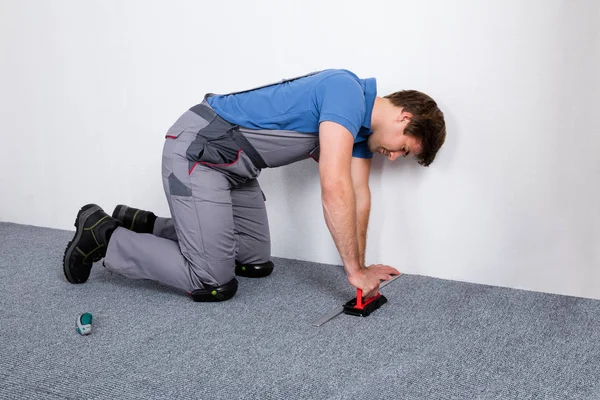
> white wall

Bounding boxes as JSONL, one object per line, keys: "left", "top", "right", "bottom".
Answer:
{"left": 1, "top": 0, "right": 599, "bottom": 298}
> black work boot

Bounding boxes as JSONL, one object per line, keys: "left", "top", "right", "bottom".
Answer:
{"left": 235, "top": 260, "right": 274, "bottom": 278}
{"left": 112, "top": 204, "right": 157, "bottom": 234}
{"left": 63, "top": 204, "right": 122, "bottom": 284}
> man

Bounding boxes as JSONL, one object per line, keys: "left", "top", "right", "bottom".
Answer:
{"left": 63, "top": 69, "right": 446, "bottom": 302}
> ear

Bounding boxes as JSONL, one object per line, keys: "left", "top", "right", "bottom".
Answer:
{"left": 398, "top": 110, "right": 413, "bottom": 123}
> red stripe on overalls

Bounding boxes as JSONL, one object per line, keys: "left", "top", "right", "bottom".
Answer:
{"left": 188, "top": 149, "right": 243, "bottom": 175}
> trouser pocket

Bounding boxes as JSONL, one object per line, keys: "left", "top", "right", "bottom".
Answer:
{"left": 196, "top": 132, "right": 242, "bottom": 166}
{"left": 186, "top": 116, "right": 241, "bottom": 166}
{"left": 187, "top": 117, "right": 261, "bottom": 183}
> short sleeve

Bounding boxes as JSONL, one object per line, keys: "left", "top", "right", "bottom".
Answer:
{"left": 315, "top": 73, "right": 365, "bottom": 137}
{"left": 352, "top": 141, "right": 373, "bottom": 159}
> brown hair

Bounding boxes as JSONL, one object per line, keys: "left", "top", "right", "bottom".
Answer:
{"left": 384, "top": 90, "right": 446, "bottom": 166}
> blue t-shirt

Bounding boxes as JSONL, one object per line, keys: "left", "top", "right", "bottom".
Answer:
{"left": 206, "top": 69, "right": 376, "bottom": 158}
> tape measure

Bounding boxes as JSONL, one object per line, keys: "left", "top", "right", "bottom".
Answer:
{"left": 77, "top": 312, "right": 93, "bottom": 335}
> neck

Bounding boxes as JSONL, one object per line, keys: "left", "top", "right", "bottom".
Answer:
{"left": 371, "top": 97, "right": 391, "bottom": 131}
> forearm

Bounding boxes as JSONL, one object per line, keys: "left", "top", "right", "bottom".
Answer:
{"left": 321, "top": 181, "right": 362, "bottom": 278}
{"left": 355, "top": 189, "right": 371, "bottom": 268}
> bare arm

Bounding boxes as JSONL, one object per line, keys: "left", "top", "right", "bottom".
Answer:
{"left": 351, "top": 157, "right": 372, "bottom": 268}
{"left": 318, "top": 121, "right": 361, "bottom": 277}
{"left": 319, "top": 122, "right": 398, "bottom": 297}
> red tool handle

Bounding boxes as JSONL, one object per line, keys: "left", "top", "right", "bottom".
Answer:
{"left": 357, "top": 289, "right": 363, "bottom": 308}
{"left": 355, "top": 288, "right": 380, "bottom": 310}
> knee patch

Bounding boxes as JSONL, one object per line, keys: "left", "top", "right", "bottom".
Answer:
{"left": 235, "top": 260, "right": 274, "bottom": 278}
{"left": 191, "top": 278, "right": 238, "bottom": 302}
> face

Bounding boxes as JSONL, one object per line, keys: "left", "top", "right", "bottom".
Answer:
{"left": 368, "top": 112, "right": 423, "bottom": 161}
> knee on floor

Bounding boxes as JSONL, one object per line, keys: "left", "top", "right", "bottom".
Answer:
{"left": 190, "top": 278, "right": 239, "bottom": 302}
{"left": 235, "top": 260, "right": 274, "bottom": 278}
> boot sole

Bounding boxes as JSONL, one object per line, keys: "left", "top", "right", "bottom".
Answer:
{"left": 63, "top": 204, "right": 102, "bottom": 284}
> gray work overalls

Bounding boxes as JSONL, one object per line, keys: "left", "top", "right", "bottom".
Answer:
{"left": 103, "top": 73, "right": 323, "bottom": 293}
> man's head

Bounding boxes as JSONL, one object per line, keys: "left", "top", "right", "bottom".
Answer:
{"left": 368, "top": 90, "right": 446, "bottom": 166}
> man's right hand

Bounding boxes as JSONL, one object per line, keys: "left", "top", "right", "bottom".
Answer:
{"left": 348, "top": 264, "right": 400, "bottom": 299}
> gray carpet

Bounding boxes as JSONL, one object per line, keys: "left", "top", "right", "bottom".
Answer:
{"left": 1, "top": 221, "right": 600, "bottom": 400}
